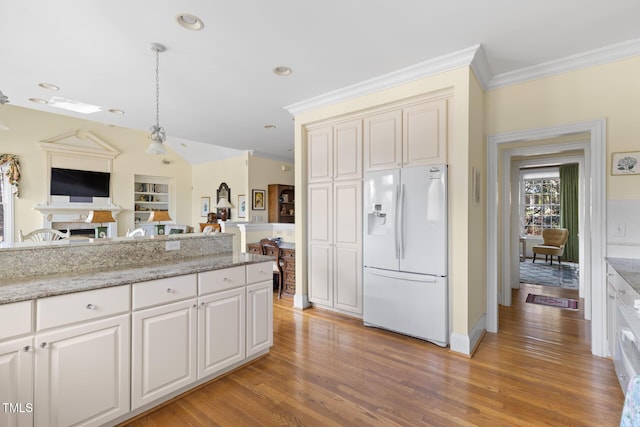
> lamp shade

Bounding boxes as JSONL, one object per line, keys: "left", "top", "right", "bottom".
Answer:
{"left": 147, "top": 210, "right": 172, "bottom": 222}
{"left": 146, "top": 140, "right": 167, "bottom": 155}
{"left": 85, "top": 210, "right": 116, "bottom": 224}
{"left": 215, "top": 198, "right": 233, "bottom": 209}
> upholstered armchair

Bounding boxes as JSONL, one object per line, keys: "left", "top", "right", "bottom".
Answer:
{"left": 532, "top": 228, "right": 569, "bottom": 265}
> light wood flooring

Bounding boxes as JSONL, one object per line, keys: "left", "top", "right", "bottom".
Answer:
{"left": 123, "top": 283, "right": 624, "bottom": 426}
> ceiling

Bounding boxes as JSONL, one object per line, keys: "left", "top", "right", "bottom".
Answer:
{"left": 2, "top": 1, "right": 640, "bottom": 164}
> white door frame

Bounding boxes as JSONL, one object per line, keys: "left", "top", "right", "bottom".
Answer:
{"left": 511, "top": 155, "right": 586, "bottom": 297}
{"left": 486, "top": 119, "right": 607, "bottom": 357}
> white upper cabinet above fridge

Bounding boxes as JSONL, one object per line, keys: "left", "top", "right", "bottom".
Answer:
{"left": 364, "top": 97, "right": 448, "bottom": 172}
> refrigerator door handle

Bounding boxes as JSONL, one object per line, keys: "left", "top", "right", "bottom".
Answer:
{"left": 395, "top": 184, "right": 400, "bottom": 259}
{"left": 400, "top": 183, "right": 405, "bottom": 259}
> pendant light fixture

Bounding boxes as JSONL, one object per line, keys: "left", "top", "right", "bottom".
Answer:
{"left": 146, "top": 42, "right": 168, "bottom": 155}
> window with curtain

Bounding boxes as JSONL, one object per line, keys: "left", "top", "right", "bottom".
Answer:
{"left": 560, "top": 163, "right": 579, "bottom": 262}
{"left": 521, "top": 168, "right": 560, "bottom": 236}
{"left": 0, "top": 174, "right": 4, "bottom": 242}
{"left": 0, "top": 154, "right": 21, "bottom": 246}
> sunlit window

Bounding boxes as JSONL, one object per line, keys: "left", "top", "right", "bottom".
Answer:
{"left": 521, "top": 168, "right": 560, "bottom": 237}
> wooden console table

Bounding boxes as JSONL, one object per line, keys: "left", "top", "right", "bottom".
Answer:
{"left": 247, "top": 241, "right": 295, "bottom": 296}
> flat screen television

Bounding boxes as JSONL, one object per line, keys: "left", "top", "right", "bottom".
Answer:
{"left": 50, "top": 167, "right": 110, "bottom": 198}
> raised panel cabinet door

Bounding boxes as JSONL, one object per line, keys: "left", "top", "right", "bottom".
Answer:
{"left": 364, "top": 109, "right": 402, "bottom": 171}
{"left": 334, "top": 119, "right": 362, "bottom": 180}
{"left": 198, "top": 287, "right": 245, "bottom": 379}
{"left": 308, "top": 183, "right": 333, "bottom": 244}
{"left": 131, "top": 299, "right": 197, "bottom": 410}
{"left": 0, "top": 336, "right": 34, "bottom": 427}
{"left": 308, "top": 243, "right": 333, "bottom": 306}
{"left": 307, "top": 125, "right": 333, "bottom": 183}
{"left": 246, "top": 281, "right": 273, "bottom": 357}
{"left": 403, "top": 98, "right": 447, "bottom": 167}
{"left": 34, "top": 314, "right": 130, "bottom": 427}
{"left": 333, "top": 180, "right": 362, "bottom": 315}
{"left": 334, "top": 245, "right": 363, "bottom": 315}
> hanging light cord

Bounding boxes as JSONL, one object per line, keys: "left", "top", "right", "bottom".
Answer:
{"left": 150, "top": 45, "right": 166, "bottom": 143}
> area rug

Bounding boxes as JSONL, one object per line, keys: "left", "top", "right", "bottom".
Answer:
{"left": 525, "top": 293, "right": 579, "bottom": 310}
{"left": 520, "top": 259, "right": 579, "bottom": 289}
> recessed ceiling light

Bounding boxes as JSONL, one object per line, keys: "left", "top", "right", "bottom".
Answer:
{"left": 273, "top": 66, "right": 292, "bottom": 76}
{"left": 108, "top": 108, "right": 125, "bottom": 115}
{"left": 29, "top": 98, "right": 48, "bottom": 104}
{"left": 264, "top": 124, "right": 276, "bottom": 129}
{"left": 38, "top": 82, "right": 59, "bottom": 91}
{"left": 176, "top": 13, "right": 204, "bottom": 31}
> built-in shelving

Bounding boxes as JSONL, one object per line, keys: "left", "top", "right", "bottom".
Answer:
{"left": 134, "top": 175, "right": 170, "bottom": 224}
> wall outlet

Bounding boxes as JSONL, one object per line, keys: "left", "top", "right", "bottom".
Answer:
{"left": 613, "top": 223, "right": 626, "bottom": 237}
{"left": 165, "top": 240, "right": 180, "bottom": 251}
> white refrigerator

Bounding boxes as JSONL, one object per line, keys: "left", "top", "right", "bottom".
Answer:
{"left": 363, "top": 164, "right": 448, "bottom": 347}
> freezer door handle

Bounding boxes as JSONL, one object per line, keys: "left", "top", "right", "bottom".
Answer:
{"left": 366, "top": 268, "right": 438, "bottom": 283}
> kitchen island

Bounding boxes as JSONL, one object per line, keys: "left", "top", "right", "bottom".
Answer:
{"left": 0, "top": 233, "right": 275, "bottom": 427}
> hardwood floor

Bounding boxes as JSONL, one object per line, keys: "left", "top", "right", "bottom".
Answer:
{"left": 123, "top": 284, "right": 624, "bottom": 426}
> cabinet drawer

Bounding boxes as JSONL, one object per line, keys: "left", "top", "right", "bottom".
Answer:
{"left": 37, "top": 285, "right": 130, "bottom": 331}
{"left": 133, "top": 274, "right": 197, "bottom": 310}
{"left": 0, "top": 300, "right": 33, "bottom": 340}
{"left": 198, "top": 266, "right": 246, "bottom": 295}
{"left": 247, "top": 262, "right": 273, "bottom": 284}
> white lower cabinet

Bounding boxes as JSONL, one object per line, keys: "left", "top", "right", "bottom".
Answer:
{"left": 0, "top": 336, "right": 34, "bottom": 427}
{"left": 34, "top": 314, "right": 130, "bottom": 427}
{"left": 198, "top": 287, "right": 245, "bottom": 378}
{"left": 247, "top": 280, "right": 273, "bottom": 357}
{"left": 0, "top": 262, "right": 274, "bottom": 426}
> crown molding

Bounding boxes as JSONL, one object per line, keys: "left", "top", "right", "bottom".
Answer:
{"left": 285, "top": 45, "right": 483, "bottom": 116}
{"left": 487, "top": 38, "right": 640, "bottom": 90}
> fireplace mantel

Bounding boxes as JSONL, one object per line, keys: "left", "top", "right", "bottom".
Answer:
{"left": 35, "top": 202, "right": 122, "bottom": 237}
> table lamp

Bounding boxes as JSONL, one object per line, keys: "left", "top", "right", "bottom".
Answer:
{"left": 215, "top": 197, "right": 233, "bottom": 221}
{"left": 86, "top": 210, "right": 116, "bottom": 238}
{"left": 147, "top": 210, "right": 172, "bottom": 235}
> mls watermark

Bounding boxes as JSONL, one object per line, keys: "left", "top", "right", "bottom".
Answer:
{"left": 2, "top": 402, "right": 33, "bottom": 413}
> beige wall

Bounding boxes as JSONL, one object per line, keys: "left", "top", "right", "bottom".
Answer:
{"left": 485, "top": 55, "right": 640, "bottom": 200}
{"left": 247, "top": 155, "right": 294, "bottom": 222}
{"left": 0, "top": 105, "right": 192, "bottom": 239}
{"left": 192, "top": 154, "right": 248, "bottom": 225}
{"left": 293, "top": 67, "right": 485, "bottom": 345}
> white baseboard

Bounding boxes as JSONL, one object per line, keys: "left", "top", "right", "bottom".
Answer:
{"left": 293, "top": 293, "right": 310, "bottom": 309}
{"left": 449, "top": 314, "right": 487, "bottom": 356}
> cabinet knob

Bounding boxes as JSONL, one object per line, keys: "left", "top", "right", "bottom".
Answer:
{"left": 166, "top": 288, "right": 173, "bottom": 293}
{"left": 40, "top": 342, "right": 49, "bottom": 349}
{"left": 192, "top": 304, "right": 197, "bottom": 309}
{"left": 223, "top": 277, "right": 228, "bottom": 281}
{"left": 23, "top": 345, "right": 32, "bottom": 352}
{"left": 608, "top": 273, "right": 614, "bottom": 276}
{"left": 86, "top": 303, "right": 96, "bottom": 310}
{"left": 609, "top": 295, "right": 615, "bottom": 300}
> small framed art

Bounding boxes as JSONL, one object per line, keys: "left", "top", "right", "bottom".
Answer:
{"left": 612, "top": 151, "right": 640, "bottom": 175}
{"left": 238, "top": 194, "right": 246, "bottom": 218}
{"left": 200, "top": 197, "right": 210, "bottom": 217}
{"left": 252, "top": 189, "right": 265, "bottom": 210}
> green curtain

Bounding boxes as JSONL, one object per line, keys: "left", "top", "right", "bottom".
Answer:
{"left": 559, "top": 163, "right": 579, "bottom": 262}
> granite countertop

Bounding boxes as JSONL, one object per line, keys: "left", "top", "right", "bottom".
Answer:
{"left": 0, "top": 252, "right": 274, "bottom": 305}
{"left": 606, "top": 257, "right": 640, "bottom": 292}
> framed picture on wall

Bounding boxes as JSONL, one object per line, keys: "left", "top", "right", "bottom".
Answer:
{"left": 200, "top": 197, "right": 210, "bottom": 217}
{"left": 252, "top": 189, "right": 265, "bottom": 210}
{"left": 238, "top": 194, "right": 246, "bottom": 218}
{"left": 612, "top": 151, "right": 640, "bottom": 175}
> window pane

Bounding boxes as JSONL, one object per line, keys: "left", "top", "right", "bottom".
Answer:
{"left": 521, "top": 175, "right": 561, "bottom": 236}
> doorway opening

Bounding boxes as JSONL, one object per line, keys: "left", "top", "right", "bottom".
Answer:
{"left": 486, "top": 119, "right": 607, "bottom": 357}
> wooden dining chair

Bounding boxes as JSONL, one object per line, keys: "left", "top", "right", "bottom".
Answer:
{"left": 260, "top": 238, "right": 284, "bottom": 299}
